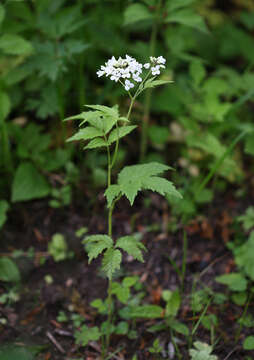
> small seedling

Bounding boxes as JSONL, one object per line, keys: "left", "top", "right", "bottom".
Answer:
{"left": 189, "top": 341, "right": 218, "bottom": 360}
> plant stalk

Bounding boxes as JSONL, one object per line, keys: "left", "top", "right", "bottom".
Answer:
{"left": 139, "top": 0, "right": 163, "bottom": 161}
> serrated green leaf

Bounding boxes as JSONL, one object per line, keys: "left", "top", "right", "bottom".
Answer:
{"left": 0, "top": 34, "right": 33, "bottom": 55}
{"left": 64, "top": 112, "right": 88, "bottom": 122}
{"left": 130, "top": 305, "right": 163, "bottom": 319}
{"left": 235, "top": 231, "right": 254, "bottom": 281}
{"left": 84, "top": 137, "right": 108, "bottom": 149}
{"left": 124, "top": 4, "right": 153, "bottom": 26}
{"left": 85, "top": 104, "right": 119, "bottom": 119}
{"left": 108, "top": 125, "right": 137, "bottom": 144}
{"left": 142, "top": 176, "right": 182, "bottom": 199}
{"left": 165, "top": 9, "right": 209, "bottom": 34}
{"left": 67, "top": 127, "right": 104, "bottom": 142}
{"left": 116, "top": 236, "right": 146, "bottom": 262}
{"left": 102, "top": 248, "right": 122, "bottom": 279}
{"left": 117, "top": 162, "right": 181, "bottom": 205}
{"left": 84, "top": 234, "right": 113, "bottom": 245}
{"left": 144, "top": 79, "right": 173, "bottom": 90}
{"left": 105, "top": 185, "right": 121, "bottom": 207}
{"left": 83, "top": 235, "right": 113, "bottom": 263}
{"left": 74, "top": 325, "right": 100, "bottom": 346}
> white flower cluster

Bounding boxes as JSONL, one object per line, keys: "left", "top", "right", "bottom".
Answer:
{"left": 97, "top": 55, "right": 166, "bottom": 91}
{"left": 144, "top": 56, "right": 166, "bottom": 76}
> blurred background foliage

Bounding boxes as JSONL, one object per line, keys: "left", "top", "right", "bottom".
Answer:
{"left": 0, "top": 0, "right": 254, "bottom": 227}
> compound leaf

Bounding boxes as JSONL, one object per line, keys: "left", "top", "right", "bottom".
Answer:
{"left": 117, "top": 162, "right": 181, "bottom": 205}
{"left": 83, "top": 235, "right": 113, "bottom": 263}
{"left": 116, "top": 236, "right": 146, "bottom": 262}
{"left": 102, "top": 248, "right": 122, "bottom": 279}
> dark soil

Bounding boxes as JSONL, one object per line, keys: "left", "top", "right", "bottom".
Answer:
{"left": 1, "top": 181, "right": 254, "bottom": 359}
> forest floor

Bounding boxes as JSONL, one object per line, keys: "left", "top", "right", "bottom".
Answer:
{"left": 1, "top": 178, "right": 254, "bottom": 359}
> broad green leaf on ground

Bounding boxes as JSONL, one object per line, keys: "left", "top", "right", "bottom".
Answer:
{"left": 234, "top": 231, "right": 254, "bottom": 281}
{"left": 130, "top": 305, "right": 164, "bottom": 319}
{"left": 116, "top": 236, "right": 147, "bottom": 262}
{"left": 74, "top": 325, "right": 100, "bottom": 346}
{"left": 102, "top": 248, "right": 122, "bottom": 279}
{"left": 0, "top": 200, "right": 9, "bottom": 228}
{"left": 0, "top": 34, "right": 33, "bottom": 55}
{"left": 0, "top": 346, "right": 34, "bottom": 360}
{"left": 162, "top": 289, "right": 181, "bottom": 316}
{"left": 169, "top": 319, "right": 189, "bottom": 336}
{"left": 108, "top": 125, "right": 137, "bottom": 144}
{"left": 243, "top": 336, "right": 254, "bottom": 350}
{"left": 215, "top": 273, "right": 247, "bottom": 292}
{"left": 189, "top": 342, "right": 218, "bottom": 360}
{"left": 11, "top": 162, "right": 50, "bottom": 202}
{"left": 165, "top": 9, "right": 209, "bottom": 34}
{"left": 105, "top": 185, "right": 121, "bottom": 207}
{"left": 67, "top": 127, "right": 104, "bottom": 142}
{"left": 0, "top": 257, "right": 20, "bottom": 282}
{"left": 83, "top": 234, "right": 113, "bottom": 263}
{"left": 84, "top": 137, "right": 108, "bottom": 150}
{"left": 143, "top": 78, "right": 173, "bottom": 90}
{"left": 112, "top": 282, "right": 130, "bottom": 303}
{"left": 124, "top": 4, "right": 153, "bottom": 26}
{"left": 116, "top": 162, "right": 182, "bottom": 205}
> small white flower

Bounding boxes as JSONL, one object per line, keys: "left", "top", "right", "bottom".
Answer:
{"left": 124, "top": 79, "right": 134, "bottom": 91}
{"left": 157, "top": 56, "right": 166, "bottom": 64}
{"left": 96, "top": 70, "right": 104, "bottom": 77}
{"left": 151, "top": 65, "right": 160, "bottom": 76}
{"left": 144, "top": 63, "right": 150, "bottom": 69}
{"left": 133, "top": 73, "right": 142, "bottom": 82}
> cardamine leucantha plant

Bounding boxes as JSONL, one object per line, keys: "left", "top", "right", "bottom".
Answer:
{"left": 65, "top": 55, "right": 182, "bottom": 357}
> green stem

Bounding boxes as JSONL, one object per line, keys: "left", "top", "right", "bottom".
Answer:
{"left": 181, "top": 229, "right": 188, "bottom": 293}
{"left": 139, "top": 0, "right": 163, "bottom": 161}
{"left": 0, "top": 120, "right": 13, "bottom": 174}
{"left": 195, "top": 130, "right": 247, "bottom": 199}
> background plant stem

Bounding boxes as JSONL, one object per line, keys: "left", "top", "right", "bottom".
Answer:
{"left": 139, "top": 0, "right": 163, "bottom": 162}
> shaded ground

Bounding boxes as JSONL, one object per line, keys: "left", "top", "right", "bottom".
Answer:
{"left": 1, "top": 179, "right": 254, "bottom": 359}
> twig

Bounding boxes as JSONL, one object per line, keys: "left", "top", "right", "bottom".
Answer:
{"left": 54, "top": 328, "right": 73, "bottom": 337}
{"left": 223, "top": 346, "right": 238, "bottom": 360}
{"left": 46, "top": 331, "right": 65, "bottom": 354}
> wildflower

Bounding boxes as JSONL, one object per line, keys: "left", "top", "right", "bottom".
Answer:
{"left": 124, "top": 79, "right": 134, "bottom": 91}
{"left": 97, "top": 55, "right": 167, "bottom": 91}
{"left": 151, "top": 65, "right": 161, "bottom": 76}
